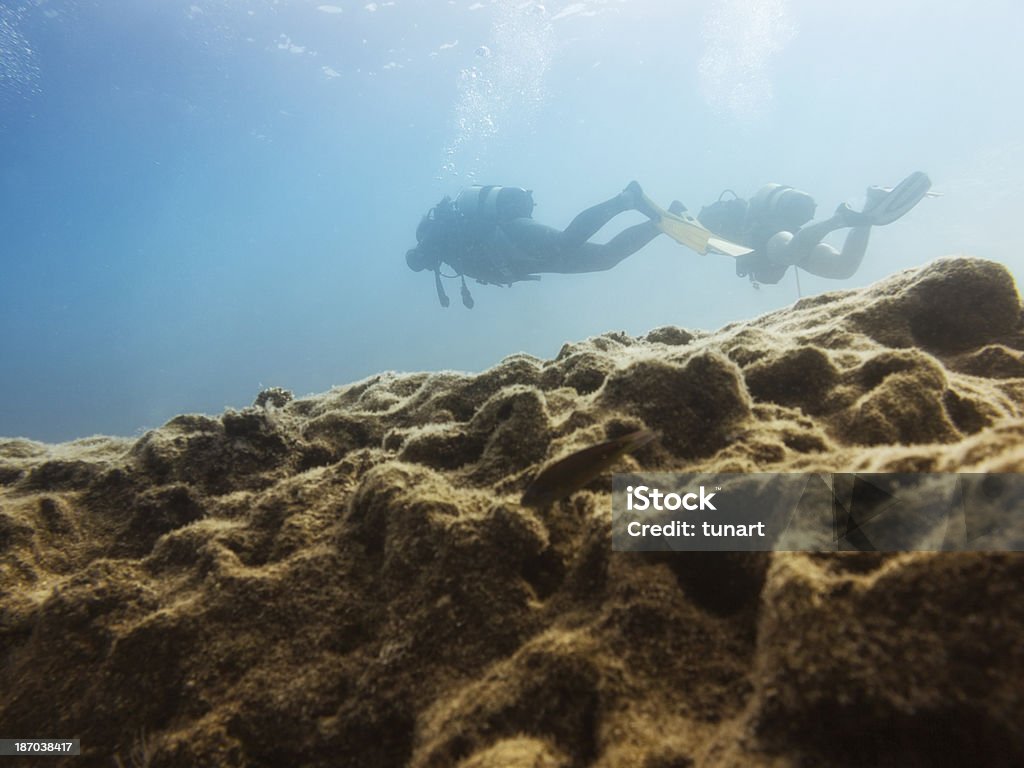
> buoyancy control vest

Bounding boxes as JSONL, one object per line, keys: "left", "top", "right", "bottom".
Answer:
{"left": 700, "top": 184, "right": 817, "bottom": 285}
{"left": 415, "top": 186, "right": 534, "bottom": 309}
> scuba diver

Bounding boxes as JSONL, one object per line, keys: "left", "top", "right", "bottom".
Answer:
{"left": 694, "top": 171, "right": 933, "bottom": 285}
{"left": 405, "top": 182, "right": 668, "bottom": 308}
{"left": 406, "top": 172, "right": 933, "bottom": 305}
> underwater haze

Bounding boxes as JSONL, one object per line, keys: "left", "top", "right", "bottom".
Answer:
{"left": 1, "top": 0, "right": 1021, "bottom": 442}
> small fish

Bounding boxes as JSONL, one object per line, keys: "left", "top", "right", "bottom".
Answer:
{"left": 520, "top": 428, "right": 656, "bottom": 507}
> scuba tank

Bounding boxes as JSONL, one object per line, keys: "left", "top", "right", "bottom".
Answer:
{"left": 455, "top": 185, "right": 535, "bottom": 224}
{"left": 749, "top": 183, "right": 816, "bottom": 231}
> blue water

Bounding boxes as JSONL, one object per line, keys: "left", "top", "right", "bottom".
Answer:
{"left": 1, "top": 0, "right": 1021, "bottom": 442}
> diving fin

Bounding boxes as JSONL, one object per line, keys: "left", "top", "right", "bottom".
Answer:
{"left": 630, "top": 188, "right": 753, "bottom": 259}
{"left": 636, "top": 189, "right": 709, "bottom": 252}
{"left": 706, "top": 235, "right": 754, "bottom": 258}
{"left": 656, "top": 209, "right": 712, "bottom": 253}
{"left": 640, "top": 191, "right": 753, "bottom": 257}
{"left": 634, "top": 192, "right": 708, "bottom": 256}
{"left": 861, "top": 171, "right": 932, "bottom": 226}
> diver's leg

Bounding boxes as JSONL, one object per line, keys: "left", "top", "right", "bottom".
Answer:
{"left": 776, "top": 214, "right": 846, "bottom": 264}
{"left": 779, "top": 182, "right": 910, "bottom": 265}
{"left": 768, "top": 199, "right": 870, "bottom": 255}
{"left": 560, "top": 182, "right": 658, "bottom": 249}
{"left": 547, "top": 220, "right": 662, "bottom": 273}
{"left": 800, "top": 225, "right": 871, "bottom": 280}
{"left": 797, "top": 183, "right": 921, "bottom": 278}
{"left": 768, "top": 181, "right": 923, "bottom": 279}
{"left": 559, "top": 195, "right": 630, "bottom": 249}
{"left": 498, "top": 219, "right": 563, "bottom": 274}
{"left": 767, "top": 225, "right": 872, "bottom": 280}
{"left": 765, "top": 231, "right": 797, "bottom": 267}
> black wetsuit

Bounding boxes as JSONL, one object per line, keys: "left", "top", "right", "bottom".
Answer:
{"left": 415, "top": 192, "right": 660, "bottom": 287}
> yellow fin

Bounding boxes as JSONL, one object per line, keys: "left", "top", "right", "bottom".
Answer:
{"left": 641, "top": 192, "right": 751, "bottom": 257}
